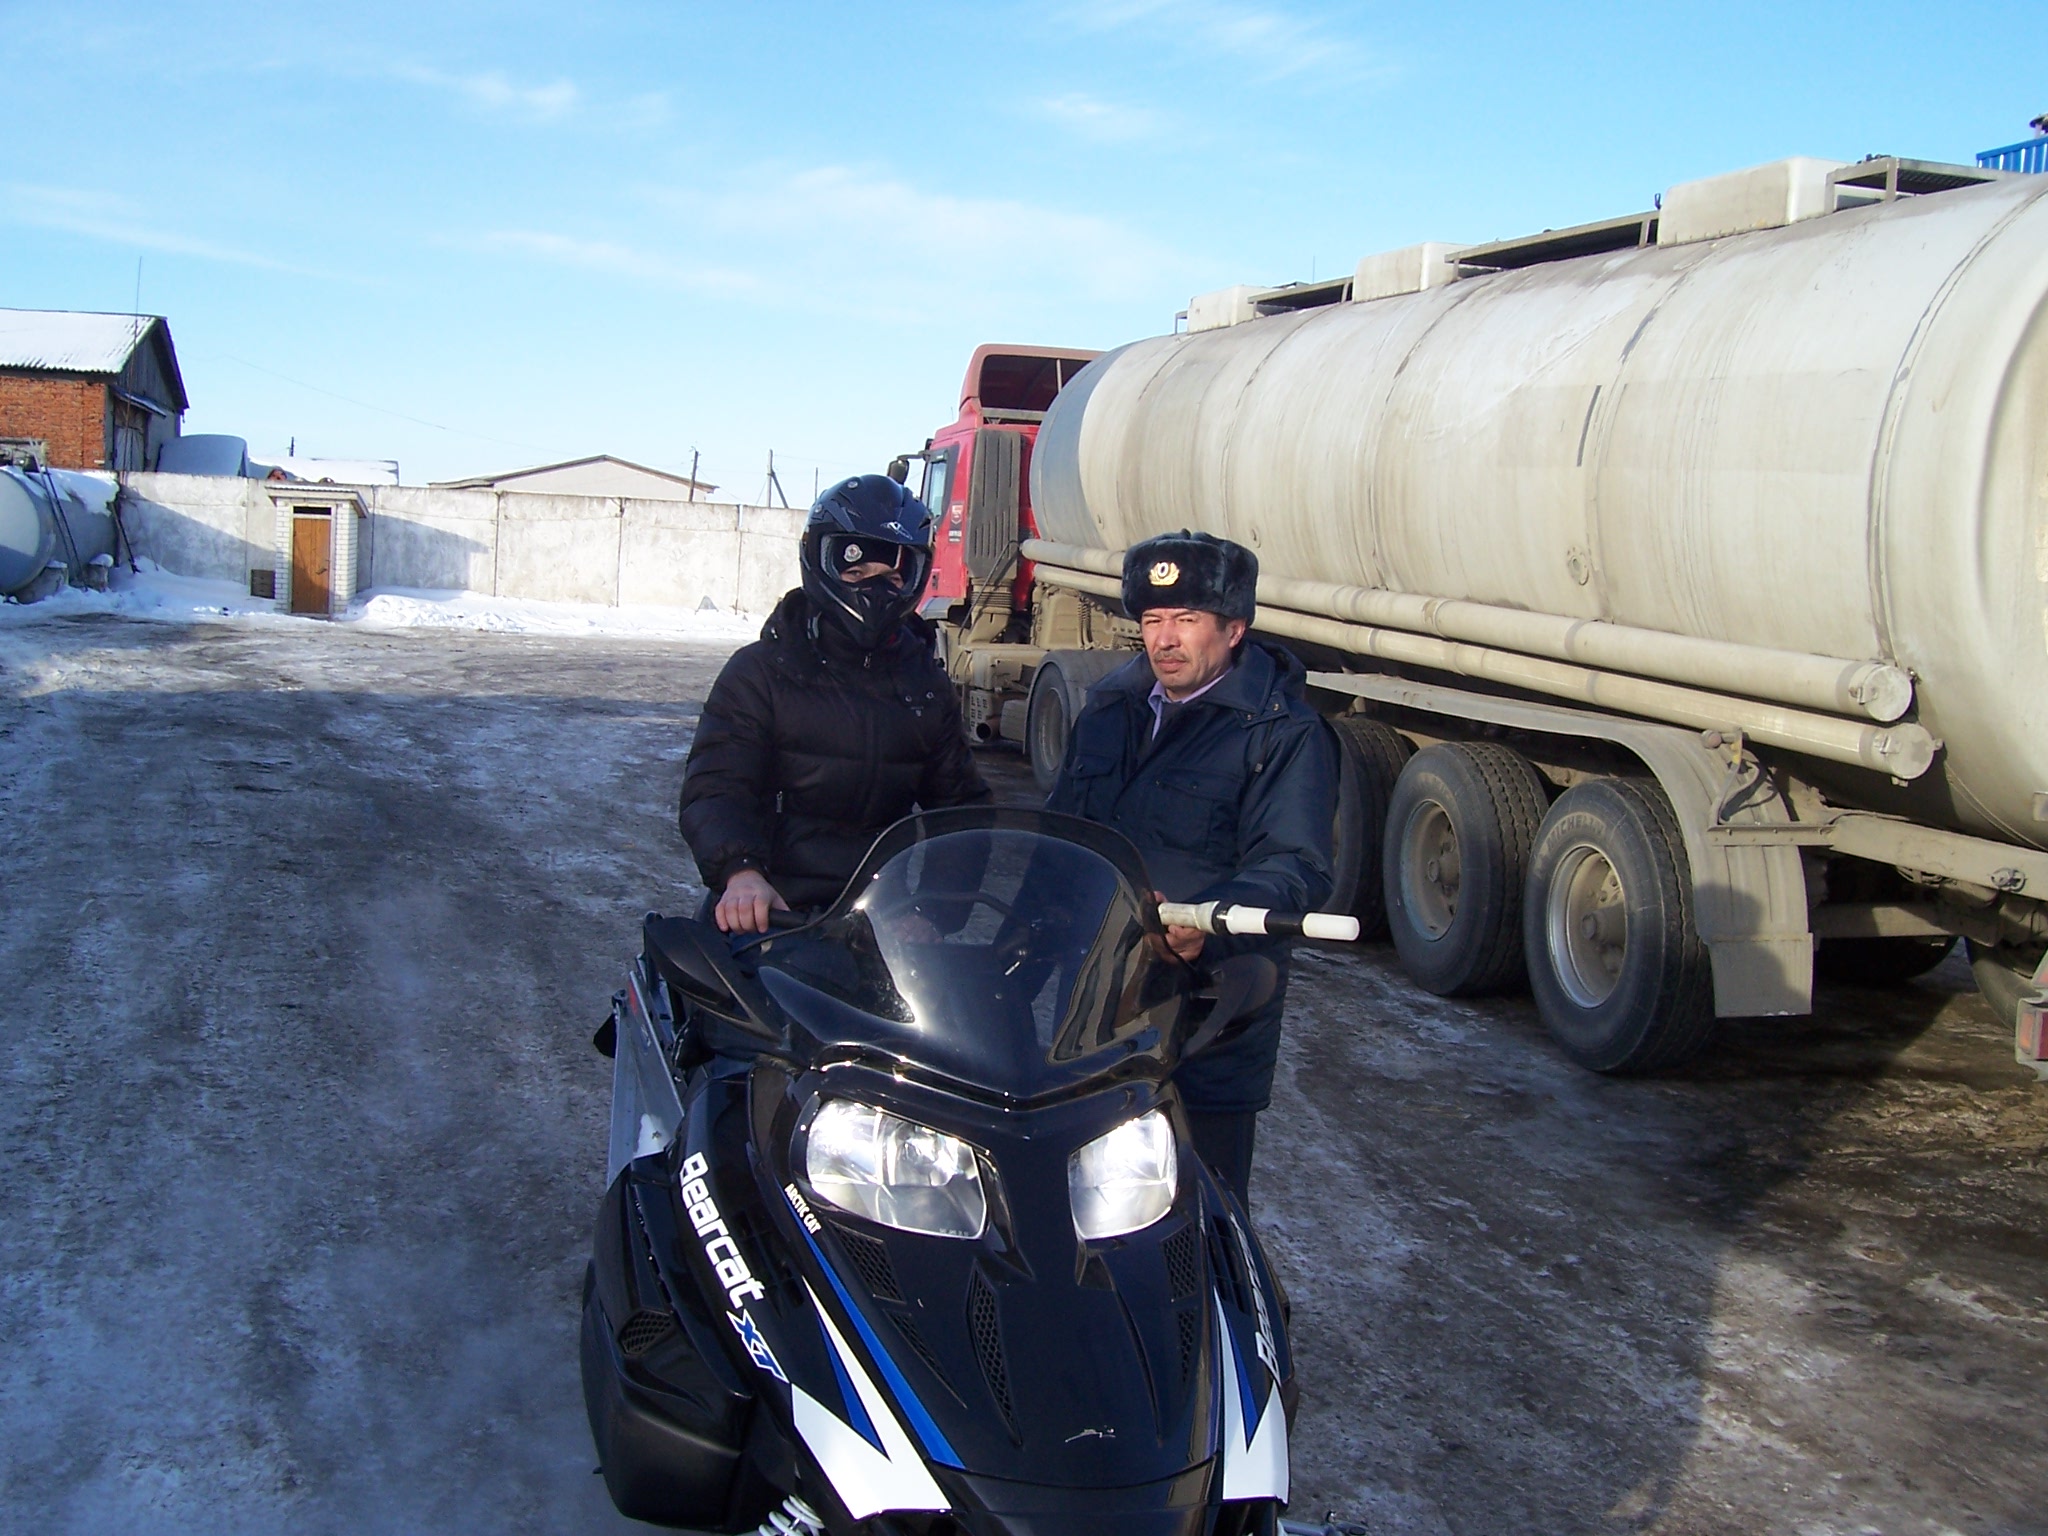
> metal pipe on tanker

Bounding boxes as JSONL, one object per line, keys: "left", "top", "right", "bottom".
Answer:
{"left": 1023, "top": 539, "right": 1914, "bottom": 724}
{"left": 1030, "top": 562, "right": 1938, "bottom": 779}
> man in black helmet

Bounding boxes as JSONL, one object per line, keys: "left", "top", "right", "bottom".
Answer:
{"left": 1047, "top": 529, "right": 1335, "bottom": 1206}
{"left": 679, "top": 474, "right": 991, "bottom": 933}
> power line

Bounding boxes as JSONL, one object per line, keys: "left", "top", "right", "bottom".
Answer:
{"left": 211, "top": 351, "right": 536, "bottom": 453}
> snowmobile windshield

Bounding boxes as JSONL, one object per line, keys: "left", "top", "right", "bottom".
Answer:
{"left": 751, "top": 808, "right": 1186, "bottom": 1098}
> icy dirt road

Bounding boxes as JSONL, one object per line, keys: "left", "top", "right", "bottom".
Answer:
{"left": 1, "top": 615, "right": 2042, "bottom": 1536}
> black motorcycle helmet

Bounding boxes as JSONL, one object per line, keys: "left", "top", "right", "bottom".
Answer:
{"left": 800, "top": 474, "right": 936, "bottom": 649}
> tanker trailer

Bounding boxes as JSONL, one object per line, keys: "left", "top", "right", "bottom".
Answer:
{"left": 1010, "top": 154, "right": 2048, "bottom": 1076}
{"left": 0, "top": 465, "right": 117, "bottom": 601}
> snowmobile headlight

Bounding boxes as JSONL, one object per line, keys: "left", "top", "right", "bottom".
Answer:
{"left": 804, "top": 1099, "right": 987, "bottom": 1240}
{"left": 1069, "top": 1110, "right": 1178, "bottom": 1241}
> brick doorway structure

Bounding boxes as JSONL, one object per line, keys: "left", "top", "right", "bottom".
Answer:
{"left": 266, "top": 485, "right": 363, "bottom": 617}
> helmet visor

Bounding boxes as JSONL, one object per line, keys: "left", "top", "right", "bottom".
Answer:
{"left": 820, "top": 533, "right": 929, "bottom": 591}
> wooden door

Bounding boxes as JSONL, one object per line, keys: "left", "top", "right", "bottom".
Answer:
{"left": 290, "top": 514, "right": 332, "bottom": 614}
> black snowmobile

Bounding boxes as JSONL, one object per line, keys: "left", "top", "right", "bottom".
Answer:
{"left": 582, "top": 806, "right": 1356, "bottom": 1536}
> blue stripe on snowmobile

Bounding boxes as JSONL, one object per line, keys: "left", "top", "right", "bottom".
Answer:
{"left": 1223, "top": 1286, "right": 1261, "bottom": 1436}
{"left": 820, "top": 1318, "right": 883, "bottom": 1452}
{"left": 793, "top": 1212, "right": 966, "bottom": 1470}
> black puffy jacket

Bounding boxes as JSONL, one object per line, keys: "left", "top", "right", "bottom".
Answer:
{"left": 678, "top": 589, "right": 992, "bottom": 908}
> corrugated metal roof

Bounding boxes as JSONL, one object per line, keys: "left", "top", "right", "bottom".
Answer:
{"left": 0, "top": 308, "right": 159, "bottom": 374}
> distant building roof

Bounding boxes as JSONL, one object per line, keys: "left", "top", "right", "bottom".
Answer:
{"left": 256, "top": 454, "right": 401, "bottom": 486}
{"left": 433, "top": 453, "right": 716, "bottom": 498}
{"left": 0, "top": 309, "right": 189, "bottom": 412}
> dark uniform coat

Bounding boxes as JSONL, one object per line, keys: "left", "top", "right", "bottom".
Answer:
{"left": 1046, "top": 641, "right": 1336, "bottom": 1113}
{"left": 678, "top": 589, "right": 991, "bottom": 909}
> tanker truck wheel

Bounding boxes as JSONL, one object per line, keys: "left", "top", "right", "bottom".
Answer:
{"left": 1327, "top": 718, "right": 1412, "bottom": 939}
{"left": 1382, "top": 743, "right": 1548, "bottom": 995}
{"left": 1025, "top": 662, "right": 1073, "bottom": 795}
{"left": 1026, "top": 650, "right": 1138, "bottom": 794}
{"left": 1964, "top": 940, "right": 2048, "bottom": 1031}
{"left": 1523, "top": 778, "right": 1714, "bottom": 1073}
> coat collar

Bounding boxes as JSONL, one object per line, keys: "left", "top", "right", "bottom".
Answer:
{"left": 762, "top": 588, "right": 928, "bottom": 674}
{"left": 1098, "top": 640, "right": 1298, "bottom": 720}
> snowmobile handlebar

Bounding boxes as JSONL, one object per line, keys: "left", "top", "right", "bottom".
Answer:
{"left": 1155, "top": 899, "right": 1361, "bottom": 943}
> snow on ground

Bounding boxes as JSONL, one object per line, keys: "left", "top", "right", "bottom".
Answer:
{"left": 354, "top": 586, "right": 760, "bottom": 640}
{"left": 0, "top": 562, "right": 763, "bottom": 641}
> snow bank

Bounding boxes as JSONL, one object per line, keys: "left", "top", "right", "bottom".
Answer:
{"left": 0, "top": 563, "right": 764, "bottom": 641}
{"left": 353, "top": 588, "right": 760, "bottom": 640}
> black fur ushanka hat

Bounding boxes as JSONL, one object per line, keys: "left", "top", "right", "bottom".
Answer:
{"left": 1120, "top": 529, "right": 1258, "bottom": 624}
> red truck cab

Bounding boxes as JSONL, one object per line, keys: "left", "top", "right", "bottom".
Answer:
{"left": 909, "top": 345, "right": 1099, "bottom": 620}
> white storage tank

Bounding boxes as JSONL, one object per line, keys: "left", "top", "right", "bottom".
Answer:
{"left": 0, "top": 466, "right": 117, "bottom": 600}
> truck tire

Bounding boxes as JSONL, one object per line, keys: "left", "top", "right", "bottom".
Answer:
{"left": 1025, "top": 662, "right": 1073, "bottom": 795}
{"left": 1814, "top": 935, "right": 1957, "bottom": 986}
{"left": 1382, "top": 743, "right": 1548, "bottom": 995}
{"left": 1524, "top": 777, "right": 1715, "bottom": 1073}
{"left": 1327, "top": 718, "right": 1412, "bottom": 939}
{"left": 1025, "top": 650, "right": 1133, "bottom": 795}
{"left": 1965, "top": 940, "right": 2047, "bottom": 1030}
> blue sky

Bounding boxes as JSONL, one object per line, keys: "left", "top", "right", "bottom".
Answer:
{"left": 0, "top": 1, "right": 2038, "bottom": 494}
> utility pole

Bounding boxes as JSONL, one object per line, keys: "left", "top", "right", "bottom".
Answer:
{"left": 688, "top": 448, "right": 699, "bottom": 502}
{"left": 765, "top": 451, "right": 789, "bottom": 509}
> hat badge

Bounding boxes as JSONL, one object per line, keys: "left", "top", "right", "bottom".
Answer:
{"left": 843, "top": 542, "right": 863, "bottom": 564}
{"left": 1148, "top": 560, "right": 1179, "bottom": 586}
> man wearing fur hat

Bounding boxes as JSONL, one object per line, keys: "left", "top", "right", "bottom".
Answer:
{"left": 1046, "top": 529, "right": 1336, "bottom": 1206}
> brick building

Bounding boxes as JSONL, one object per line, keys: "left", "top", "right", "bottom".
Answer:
{"left": 0, "top": 309, "right": 187, "bottom": 471}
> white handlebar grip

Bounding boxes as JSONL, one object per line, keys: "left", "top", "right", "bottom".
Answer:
{"left": 1301, "top": 912, "right": 1362, "bottom": 942}
{"left": 1154, "top": 900, "right": 1218, "bottom": 933}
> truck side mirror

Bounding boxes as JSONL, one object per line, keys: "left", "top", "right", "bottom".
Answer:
{"left": 886, "top": 456, "right": 910, "bottom": 485}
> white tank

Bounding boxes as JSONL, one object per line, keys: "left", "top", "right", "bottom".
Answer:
{"left": 0, "top": 467, "right": 117, "bottom": 599}
{"left": 1032, "top": 172, "right": 2048, "bottom": 851}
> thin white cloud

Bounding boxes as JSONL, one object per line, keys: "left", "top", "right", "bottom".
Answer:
{"left": 390, "top": 63, "right": 582, "bottom": 121}
{"left": 1032, "top": 92, "right": 1172, "bottom": 142}
{"left": 465, "top": 230, "right": 761, "bottom": 296}
{"left": 384, "top": 63, "right": 672, "bottom": 131}
{"left": 685, "top": 164, "right": 1181, "bottom": 306}
{"left": 474, "top": 163, "right": 1189, "bottom": 321}
{"left": 1067, "top": 0, "right": 1386, "bottom": 86}
{"left": 1, "top": 184, "right": 334, "bottom": 277}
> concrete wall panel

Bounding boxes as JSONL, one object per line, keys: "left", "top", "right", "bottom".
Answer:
{"left": 736, "top": 504, "right": 806, "bottom": 615}
{"left": 121, "top": 473, "right": 265, "bottom": 582}
{"left": 367, "top": 485, "right": 498, "bottom": 592}
{"left": 493, "top": 493, "right": 621, "bottom": 605}
{"left": 619, "top": 499, "right": 739, "bottom": 609}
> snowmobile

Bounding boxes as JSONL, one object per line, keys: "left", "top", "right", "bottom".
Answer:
{"left": 581, "top": 805, "right": 1363, "bottom": 1536}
